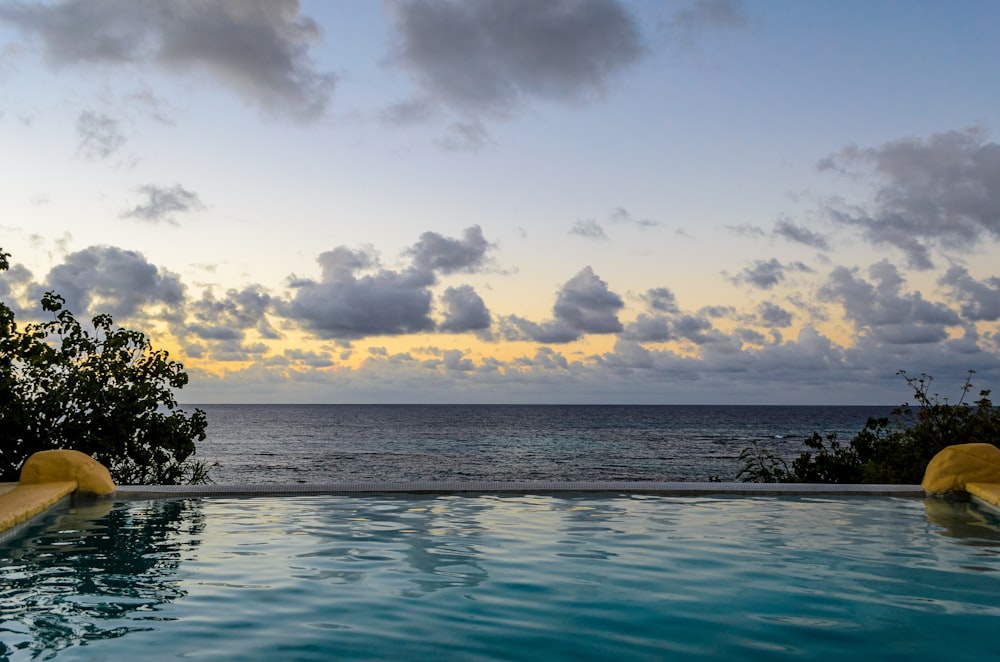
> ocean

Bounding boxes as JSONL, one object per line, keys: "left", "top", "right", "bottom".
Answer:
{"left": 189, "top": 404, "right": 893, "bottom": 484}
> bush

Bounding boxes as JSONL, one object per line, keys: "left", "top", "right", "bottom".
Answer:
{"left": 1, "top": 249, "right": 209, "bottom": 484}
{"left": 740, "top": 370, "right": 1000, "bottom": 484}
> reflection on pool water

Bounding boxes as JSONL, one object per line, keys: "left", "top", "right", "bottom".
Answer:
{"left": 2, "top": 494, "right": 1000, "bottom": 660}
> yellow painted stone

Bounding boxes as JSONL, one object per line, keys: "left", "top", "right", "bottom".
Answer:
{"left": 967, "top": 482, "right": 1000, "bottom": 512}
{"left": 0, "top": 482, "right": 77, "bottom": 532}
{"left": 921, "top": 443, "right": 1000, "bottom": 494}
{"left": 19, "top": 450, "right": 116, "bottom": 495}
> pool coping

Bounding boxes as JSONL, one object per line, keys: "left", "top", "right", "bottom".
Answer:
{"left": 114, "top": 481, "right": 927, "bottom": 498}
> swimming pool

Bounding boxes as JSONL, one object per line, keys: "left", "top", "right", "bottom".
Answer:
{"left": 2, "top": 494, "right": 1000, "bottom": 660}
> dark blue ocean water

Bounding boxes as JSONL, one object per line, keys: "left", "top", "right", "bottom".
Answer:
{"left": 191, "top": 405, "right": 892, "bottom": 484}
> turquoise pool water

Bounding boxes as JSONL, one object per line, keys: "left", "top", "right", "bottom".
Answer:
{"left": 2, "top": 494, "right": 1000, "bottom": 660}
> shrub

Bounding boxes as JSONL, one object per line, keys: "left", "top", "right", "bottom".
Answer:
{"left": 739, "top": 370, "right": 1000, "bottom": 484}
{"left": 1, "top": 249, "right": 209, "bottom": 484}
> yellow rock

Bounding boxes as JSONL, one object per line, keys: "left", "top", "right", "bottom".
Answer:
{"left": 0, "top": 482, "right": 78, "bottom": 532}
{"left": 921, "top": 443, "right": 1000, "bottom": 494}
{"left": 967, "top": 482, "right": 1000, "bottom": 511}
{"left": 19, "top": 450, "right": 116, "bottom": 495}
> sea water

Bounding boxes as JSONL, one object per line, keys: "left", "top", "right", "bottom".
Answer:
{"left": 191, "top": 404, "right": 890, "bottom": 483}
{"left": 3, "top": 494, "right": 1000, "bottom": 660}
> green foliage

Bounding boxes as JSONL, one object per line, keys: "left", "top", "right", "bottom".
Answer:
{"left": 1, "top": 249, "right": 208, "bottom": 484}
{"left": 735, "top": 440, "right": 789, "bottom": 483}
{"left": 739, "top": 370, "right": 1000, "bottom": 484}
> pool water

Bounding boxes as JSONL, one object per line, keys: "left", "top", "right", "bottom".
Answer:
{"left": 2, "top": 494, "right": 1000, "bottom": 660}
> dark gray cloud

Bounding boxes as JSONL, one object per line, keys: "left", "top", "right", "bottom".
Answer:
{"left": 34, "top": 245, "right": 185, "bottom": 320}
{"left": 569, "top": 219, "right": 607, "bottom": 240}
{"left": 671, "top": 313, "right": 718, "bottom": 345}
{"left": 939, "top": 266, "right": 1000, "bottom": 322}
{"left": 0, "top": 0, "right": 333, "bottom": 121}
{"left": 386, "top": 0, "right": 644, "bottom": 115}
{"left": 757, "top": 301, "right": 793, "bottom": 328}
{"left": 75, "top": 110, "right": 126, "bottom": 160}
{"left": 773, "top": 219, "right": 830, "bottom": 251}
{"left": 406, "top": 225, "right": 492, "bottom": 275}
{"left": 187, "top": 285, "right": 277, "bottom": 344}
{"left": 621, "top": 314, "right": 674, "bottom": 342}
{"left": 670, "top": 0, "right": 748, "bottom": 32}
{"left": 642, "top": 287, "right": 679, "bottom": 313}
{"left": 505, "top": 266, "right": 624, "bottom": 343}
{"left": 819, "top": 260, "right": 962, "bottom": 344}
{"left": 121, "top": 184, "right": 205, "bottom": 224}
{"left": 552, "top": 266, "right": 624, "bottom": 333}
{"left": 439, "top": 284, "right": 491, "bottom": 333}
{"left": 819, "top": 128, "right": 1000, "bottom": 269}
{"left": 286, "top": 226, "right": 494, "bottom": 340}
{"left": 287, "top": 248, "right": 435, "bottom": 340}
{"left": 728, "top": 258, "right": 812, "bottom": 290}
{"left": 281, "top": 348, "right": 335, "bottom": 368}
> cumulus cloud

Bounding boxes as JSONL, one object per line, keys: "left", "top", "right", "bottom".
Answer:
{"left": 386, "top": 0, "right": 644, "bottom": 116}
{"left": 569, "top": 219, "right": 607, "bottom": 240}
{"left": 0, "top": 0, "right": 333, "bottom": 121}
{"left": 285, "top": 226, "right": 494, "bottom": 340}
{"left": 505, "top": 266, "right": 624, "bottom": 343}
{"left": 642, "top": 287, "right": 679, "bottom": 313}
{"left": 121, "top": 184, "right": 205, "bottom": 225}
{"left": 757, "top": 301, "right": 793, "bottom": 328}
{"left": 75, "top": 110, "right": 126, "bottom": 160}
{"left": 819, "top": 128, "right": 1000, "bottom": 269}
{"left": 187, "top": 285, "right": 277, "bottom": 345}
{"left": 728, "top": 258, "right": 812, "bottom": 290}
{"left": 773, "top": 219, "right": 830, "bottom": 251}
{"left": 819, "top": 260, "right": 961, "bottom": 344}
{"left": 439, "top": 284, "right": 491, "bottom": 333}
{"left": 621, "top": 314, "right": 674, "bottom": 342}
{"left": 406, "top": 225, "right": 492, "bottom": 275}
{"left": 34, "top": 245, "right": 185, "bottom": 320}
{"left": 939, "top": 266, "right": 1000, "bottom": 322}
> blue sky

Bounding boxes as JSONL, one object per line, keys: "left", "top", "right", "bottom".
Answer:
{"left": 2, "top": 0, "right": 999, "bottom": 404}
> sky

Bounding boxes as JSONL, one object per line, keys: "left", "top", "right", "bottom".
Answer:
{"left": 2, "top": 0, "right": 1000, "bottom": 405}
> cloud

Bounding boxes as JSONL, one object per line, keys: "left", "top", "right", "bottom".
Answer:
{"left": 386, "top": 0, "right": 644, "bottom": 116}
{"left": 819, "top": 128, "right": 1000, "bottom": 269}
{"left": 504, "top": 266, "right": 624, "bottom": 343}
{"left": 436, "top": 120, "right": 491, "bottom": 152}
{"left": 621, "top": 314, "right": 675, "bottom": 342}
{"left": 939, "top": 266, "right": 1000, "bottom": 322}
{"left": 121, "top": 184, "right": 205, "bottom": 225}
{"left": 773, "top": 219, "right": 830, "bottom": 251}
{"left": 34, "top": 245, "right": 185, "bottom": 320}
{"left": 725, "top": 223, "right": 766, "bottom": 238}
{"left": 285, "top": 226, "right": 494, "bottom": 340}
{"left": 186, "top": 285, "right": 277, "bottom": 345}
{"left": 406, "top": 225, "right": 493, "bottom": 276}
{"left": 728, "top": 258, "right": 812, "bottom": 290}
{"left": 439, "top": 284, "right": 491, "bottom": 333}
{"left": 642, "top": 287, "right": 679, "bottom": 313}
{"left": 819, "top": 260, "right": 962, "bottom": 344}
{"left": 0, "top": 0, "right": 333, "bottom": 121}
{"left": 757, "top": 301, "right": 793, "bottom": 328}
{"left": 569, "top": 219, "right": 607, "bottom": 240}
{"left": 75, "top": 110, "right": 126, "bottom": 160}
{"left": 670, "top": 0, "right": 748, "bottom": 32}
{"left": 610, "top": 207, "right": 659, "bottom": 228}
